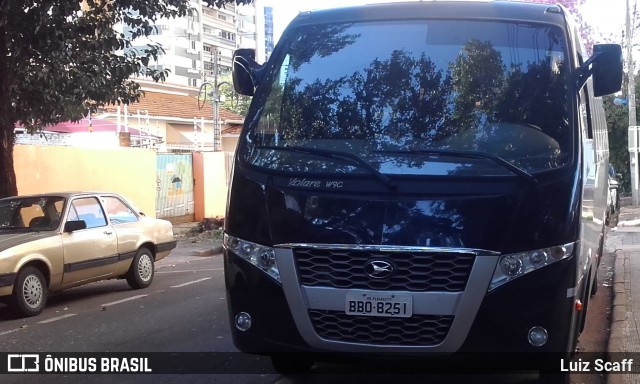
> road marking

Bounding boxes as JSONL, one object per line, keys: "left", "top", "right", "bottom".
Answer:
{"left": 171, "top": 277, "right": 212, "bottom": 288}
{"left": 0, "top": 329, "right": 21, "bottom": 336}
{"left": 101, "top": 294, "right": 147, "bottom": 307}
{"left": 38, "top": 314, "right": 77, "bottom": 324}
{"left": 157, "top": 268, "right": 223, "bottom": 274}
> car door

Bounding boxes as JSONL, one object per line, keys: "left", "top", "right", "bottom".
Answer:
{"left": 61, "top": 196, "right": 118, "bottom": 287}
{"left": 99, "top": 195, "right": 141, "bottom": 276}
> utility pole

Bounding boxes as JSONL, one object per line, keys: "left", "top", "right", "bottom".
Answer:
{"left": 213, "top": 47, "right": 221, "bottom": 152}
{"left": 199, "top": 48, "right": 228, "bottom": 152}
{"left": 628, "top": 0, "right": 638, "bottom": 204}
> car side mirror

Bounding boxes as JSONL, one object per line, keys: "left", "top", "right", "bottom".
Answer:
{"left": 64, "top": 220, "right": 87, "bottom": 232}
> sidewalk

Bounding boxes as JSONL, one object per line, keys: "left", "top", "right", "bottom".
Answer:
{"left": 606, "top": 201, "right": 640, "bottom": 384}
{"left": 172, "top": 221, "right": 223, "bottom": 257}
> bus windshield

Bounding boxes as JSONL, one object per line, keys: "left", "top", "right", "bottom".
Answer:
{"left": 245, "top": 20, "right": 571, "bottom": 177}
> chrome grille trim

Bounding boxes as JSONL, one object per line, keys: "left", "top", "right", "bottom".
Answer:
{"left": 275, "top": 247, "right": 500, "bottom": 352}
{"left": 275, "top": 243, "right": 500, "bottom": 256}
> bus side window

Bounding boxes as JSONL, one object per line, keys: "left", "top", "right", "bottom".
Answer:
{"left": 579, "top": 86, "right": 594, "bottom": 140}
{"left": 577, "top": 52, "right": 594, "bottom": 140}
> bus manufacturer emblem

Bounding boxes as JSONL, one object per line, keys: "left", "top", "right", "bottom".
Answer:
{"left": 364, "top": 260, "right": 394, "bottom": 279}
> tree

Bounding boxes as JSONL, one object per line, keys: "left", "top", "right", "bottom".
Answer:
{"left": 605, "top": 73, "right": 640, "bottom": 196}
{"left": 219, "top": 77, "right": 252, "bottom": 116}
{"left": 0, "top": 0, "right": 251, "bottom": 198}
{"left": 449, "top": 39, "right": 505, "bottom": 129}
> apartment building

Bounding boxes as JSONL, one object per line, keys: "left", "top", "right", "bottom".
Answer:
{"left": 123, "top": 0, "right": 274, "bottom": 90}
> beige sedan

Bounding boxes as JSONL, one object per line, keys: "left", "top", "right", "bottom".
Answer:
{"left": 0, "top": 192, "right": 176, "bottom": 317}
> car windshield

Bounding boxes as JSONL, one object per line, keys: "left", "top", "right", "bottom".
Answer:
{"left": 0, "top": 196, "right": 66, "bottom": 231}
{"left": 245, "top": 19, "right": 571, "bottom": 177}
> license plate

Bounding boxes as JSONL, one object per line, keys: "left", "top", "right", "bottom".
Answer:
{"left": 345, "top": 291, "right": 412, "bottom": 318}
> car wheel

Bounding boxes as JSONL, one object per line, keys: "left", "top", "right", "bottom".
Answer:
{"left": 126, "top": 248, "right": 155, "bottom": 289}
{"left": 12, "top": 266, "right": 48, "bottom": 317}
{"left": 270, "top": 355, "right": 313, "bottom": 374}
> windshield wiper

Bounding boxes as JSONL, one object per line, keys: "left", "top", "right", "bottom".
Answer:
{"left": 259, "top": 145, "right": 396, "bottom": 191}
{"left": 374, "top": 148, "right": 538, "bottom": 187}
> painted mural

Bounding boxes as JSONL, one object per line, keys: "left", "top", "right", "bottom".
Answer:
{"left": 156, "top": 153, "right": 195, "bottom": 220}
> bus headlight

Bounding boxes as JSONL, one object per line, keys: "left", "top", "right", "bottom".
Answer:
{"left": 489, "top": 243, "right": 575, "bottom": 291}
{"left": 224, "top": 234, "right": 280, "bottom": 282}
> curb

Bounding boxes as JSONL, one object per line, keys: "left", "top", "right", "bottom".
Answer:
{"left": 188, "top": 244, "right": 223, "bottom": 257}
{"left": 606, "top": 248, "right": 631, "bottom": 384}
{"left": 608, "top": 249, "right": 627, "bottom": 349}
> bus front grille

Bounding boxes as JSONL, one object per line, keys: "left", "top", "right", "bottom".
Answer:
{"left": 308, "top": 310, "right": 453, "bottom": 345}
{"left": 294, "top": 248, "right": 475, "bottom": 292}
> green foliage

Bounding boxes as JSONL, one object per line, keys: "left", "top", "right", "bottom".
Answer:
{"left": 218, "top": 77, "right": 252, "bottom": 116}
{"left": 605, "top": 73, "right": 640, "bottom": 196}
{"left": 3, "top": 0, "right": 250, "bottom": 130}
{"left": 0, "top": 0, "right": 250, "bottom": 197}
{"left": 5, "top": 1, "right": 187, "bottom": 131}
{"left": 450, "top": 39, "right": 505, "bottom": 128}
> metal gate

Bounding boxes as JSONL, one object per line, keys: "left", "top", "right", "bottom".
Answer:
{"left": 156, "top": 153, "right": 195, "bottom": 222}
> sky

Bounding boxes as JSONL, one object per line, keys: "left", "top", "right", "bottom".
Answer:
{"left": 263, "top": 0, "right": 630, "bottom": 46}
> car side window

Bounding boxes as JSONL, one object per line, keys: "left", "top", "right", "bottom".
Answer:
{"left": 100, "top": 196, "right": 138, "bottom": 224}
{"left": 21, "top": 204, "right": 48, "bottom": 230}
{"left": 69, "top": 197, "right": 107, "bottom": 229}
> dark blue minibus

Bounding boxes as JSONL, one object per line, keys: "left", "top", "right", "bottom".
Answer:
{"left": 223, "top": 0, "right": 622, "bottom": 376}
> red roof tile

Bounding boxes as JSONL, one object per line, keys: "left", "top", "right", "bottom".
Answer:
{"left": 222, "top": 125, "right": 243, "bottom": 135}
{"left": 100, "top": 91, "right": 244, "bottom": 122}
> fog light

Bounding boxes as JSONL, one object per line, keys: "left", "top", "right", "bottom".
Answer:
{"left": 528, "top": 326, "right": 548, "bottom": 347}
{"left": 235, "top": 312, "right": 252, "bottom": 331}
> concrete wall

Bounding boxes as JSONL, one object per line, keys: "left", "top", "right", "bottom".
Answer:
{"left": 14, "top": 145, "right": 158, "bottom": 217}
{"left": 222, "top": 135, "right": 239, "bottom": 153}
{"left": 14, "top": 145, "right": 230, "bottom": 221}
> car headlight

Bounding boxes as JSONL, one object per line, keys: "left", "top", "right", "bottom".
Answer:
{"left": 489, "top": 242, "right": 575, "bottom": 291}
{"left": 223, "top": 234, "right": 280, "bottom": 282}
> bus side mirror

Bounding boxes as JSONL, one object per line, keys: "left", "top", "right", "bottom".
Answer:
{"left": 233, "top": 48, "right": 264, "bottom": 96}
{"left": 591, "top": 44, "right": 623, "bottom": 97}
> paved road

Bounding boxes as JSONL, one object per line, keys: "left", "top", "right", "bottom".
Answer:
{"left": 0, "top": 243, "right": 282, "bottom": 383}
{"left": 0, "top": 248, "right": 228, "bottom": 352}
